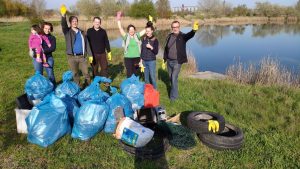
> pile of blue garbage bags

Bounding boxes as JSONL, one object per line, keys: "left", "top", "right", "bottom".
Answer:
{"left": 24, "top": 71, "right": 145, "bottom": 147}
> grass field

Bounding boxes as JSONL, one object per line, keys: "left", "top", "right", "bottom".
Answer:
{"left": 0, "top": 22, "right": 299, "bottom": 169}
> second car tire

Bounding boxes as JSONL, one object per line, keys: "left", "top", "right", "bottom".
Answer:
{"left": 197, "top": 123, "right": 244, "bottom": 150}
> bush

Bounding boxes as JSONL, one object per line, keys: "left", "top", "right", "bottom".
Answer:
{"left": 226, "top": 57, "right": 299, "bottom": 87}
{"left": 129, "top": 0, "right": 157, "bottom": 19}
{"left": 0, "top": 0, "right": 6, "bottom": 16}
{"left": 0, "top": 0, "right": 29, "bottom": 17}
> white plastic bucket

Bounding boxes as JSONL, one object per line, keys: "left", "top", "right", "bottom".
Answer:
{"left": 15, "top": 109, "right": 31, "bottom": 134}
{"left": 116, "top": 117, "right": 154, "bottom": 148}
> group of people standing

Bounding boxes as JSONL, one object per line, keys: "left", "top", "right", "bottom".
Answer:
{"left": 28, "top": 5, "right": 198, "bottom": 101}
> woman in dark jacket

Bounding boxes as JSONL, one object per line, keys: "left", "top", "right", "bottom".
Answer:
{"left": 140, "top": 22, "right": 159, "bottom": 89}
{"left": 32, "top": 22, "right": 56, "bottom": 87}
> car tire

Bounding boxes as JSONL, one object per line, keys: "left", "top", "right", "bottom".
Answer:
{"left": 197, "top": 123, "right": 244, "bottom": 150}
{"left": 187, "top": 111, "right": 225, "bottom": 134}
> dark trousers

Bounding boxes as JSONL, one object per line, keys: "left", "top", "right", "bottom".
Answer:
{"left": 92, "top": 53, "right": 108, "bottom": 77}
{"left": 124, "top": 57, "right": 140, "bottom": 78}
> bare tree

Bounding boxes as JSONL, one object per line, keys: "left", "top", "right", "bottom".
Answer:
{"left": 116, "top": 0, "right": 130, "bottom": 15}
{"left": 26, "top": 0, "right": 46, "bottom": 23}
{"left": 29, "top": 0, "right": 46, "bottom": 16}
{"left": 76, "top": 0, "right": 101, "bottom": 18}
{"left": 296, "top": 0, "right": 300, "bottom": 12}
{"left": 155, "top": 0, "right": 172, "bottom": 18}
{"left": 100, "top": 0, "right": 119, "bottom": 17}
{"left": 198, "top": 0, "right": 223, "bottom": 17}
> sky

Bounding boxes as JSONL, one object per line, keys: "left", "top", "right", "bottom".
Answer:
{"left": 46, "top": 0, "right": 298, "bottom": 9}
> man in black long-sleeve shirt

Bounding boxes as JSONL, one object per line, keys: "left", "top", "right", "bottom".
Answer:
{"left": 87, "top": 17, "right": 111, "bottom": 77}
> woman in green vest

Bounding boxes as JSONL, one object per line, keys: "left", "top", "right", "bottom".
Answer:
{"left": 117, "top": 11, "right": 146, "bottom": 77}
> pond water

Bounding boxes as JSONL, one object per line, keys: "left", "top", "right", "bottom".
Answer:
{"left": 110, "top": 24, "right": 300, "bottom": 74}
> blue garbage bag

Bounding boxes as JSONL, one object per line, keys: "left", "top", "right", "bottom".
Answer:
{"left": 25, "top": 71, "right": 54, "bottom": 100}
{"left": 61, "top": 95, "right": 79, "bottom": 124}
{"left": 55, "top": 71, "right": 80, "bottom": 99}
{"left": 71, "top": 101, "right": 109, "bottom": 141}
{"left": 26, "top": 93, "right": 71, "bottom": 147}
{"left": 77, "top": 76, "right": 111, "bottom": 105}
{"left": 104, "top": 87, "right": 134, "bottom": 133}
{"left": 120, "top": 74, "right": 144, "bottom": 110}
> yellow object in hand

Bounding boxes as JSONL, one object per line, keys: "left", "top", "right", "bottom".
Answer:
{"left": 107, "top": 52, "right": 112, "bottom": 61}
{"left": 60, "top": 4, "right": 67, "bottom": 16}
{"left": 139, "top": 62, "right": 145, "bottom": 72}
{"left": 208, "top": 120, "right": 219, "bottom": 133}
{"left": 148, "top": 15, "right": 153, "bottom": 22}
{"left": 162, "top": 62, "right": 166, "bottom": 70}
{"left": 140, "top": 65, "right": 145, "bottom": 73}
{"left": 193, "top": 21, "right": 199, "bottom": 31}
{"left": 88, "top": 57, "right": 93, "bottom": 64}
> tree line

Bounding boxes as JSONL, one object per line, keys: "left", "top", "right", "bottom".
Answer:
{"left": 197, "top": 0, "right": 300, "bottom": 18}
{"left": 1, "top": 0, "right": 300, "bottom": 20}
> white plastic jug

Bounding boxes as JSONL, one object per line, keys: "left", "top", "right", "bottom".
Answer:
{"left": 15, "top": 109, "right": 31, "bottom": 134}
{"left": 116, "top": 117, "right": 154, "bottom": 148}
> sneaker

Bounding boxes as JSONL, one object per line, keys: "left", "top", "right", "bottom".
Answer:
{"left": 36, "top": 57, "right": 42, "bottom": 63}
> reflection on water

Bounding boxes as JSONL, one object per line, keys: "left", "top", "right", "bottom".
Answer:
{"left": 196, "top": 25, "right": 230, "bottom": 47}
{"left": 252, "top": 24, "right": 300, "bottom": 37}
{"left": 109, "top": 24, "right": 300, "bottom": 73}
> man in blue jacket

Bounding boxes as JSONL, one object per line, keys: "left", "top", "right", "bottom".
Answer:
{"left": 163, "top": 20, "right": 199, "bottom": 101}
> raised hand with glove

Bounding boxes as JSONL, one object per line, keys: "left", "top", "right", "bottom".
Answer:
{"left": 60, "top": 4, "right": 67, "bottom": 16}
{"left": 192, "top": 21, "right": 199, "bottom": 31}
{"left": 148, "top": 15, "right": 153, "bottom": 22}
{"left": 116, "top": 11, "right": 122, "bottom": 21}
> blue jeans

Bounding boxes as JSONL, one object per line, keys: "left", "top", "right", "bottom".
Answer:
{"left": 167, "top": 60, "right": 181, "bottom": 100}
{"left": 143, "top": 60, "right": 157, "bottom": 89}
{"left": 32, "top": 57, "right": 56, "bottom": 86}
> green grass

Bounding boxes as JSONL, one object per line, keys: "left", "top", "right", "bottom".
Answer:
{"left": 0, "top": 22, "right": 300, "bottom": 169}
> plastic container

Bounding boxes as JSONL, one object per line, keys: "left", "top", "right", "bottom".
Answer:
{"left": 15, "top": 108, "right": 31, "bottom": 133}
{"left": 115, "top": 117, "right": 154, "bottom": 148}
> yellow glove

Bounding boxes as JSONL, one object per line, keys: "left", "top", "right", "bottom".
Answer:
{"left": 193, "top": 21, "right": 199, "bottom": 31}
{"left": 208, "top": 120, "right": 219, "bottom": 133}
{"left": 139, "top": 61, "right": 145, "bottom": 73}
{"left": 107, "top": 52, "right": 112, "bottom": 61}
{"left": 148, "top": 15, "right": 153, "bottom": 22}
{"left": 162, "top": 62, "right": 166, "bottom": 70}
{"left": 88, "top": 56, "right": 93, "bottom": 64}
{"left": 140, "top": 65, "right": 145, "bottom": 73}
{"left": 60, "top": 4, "right": 67, "bottom": 16}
